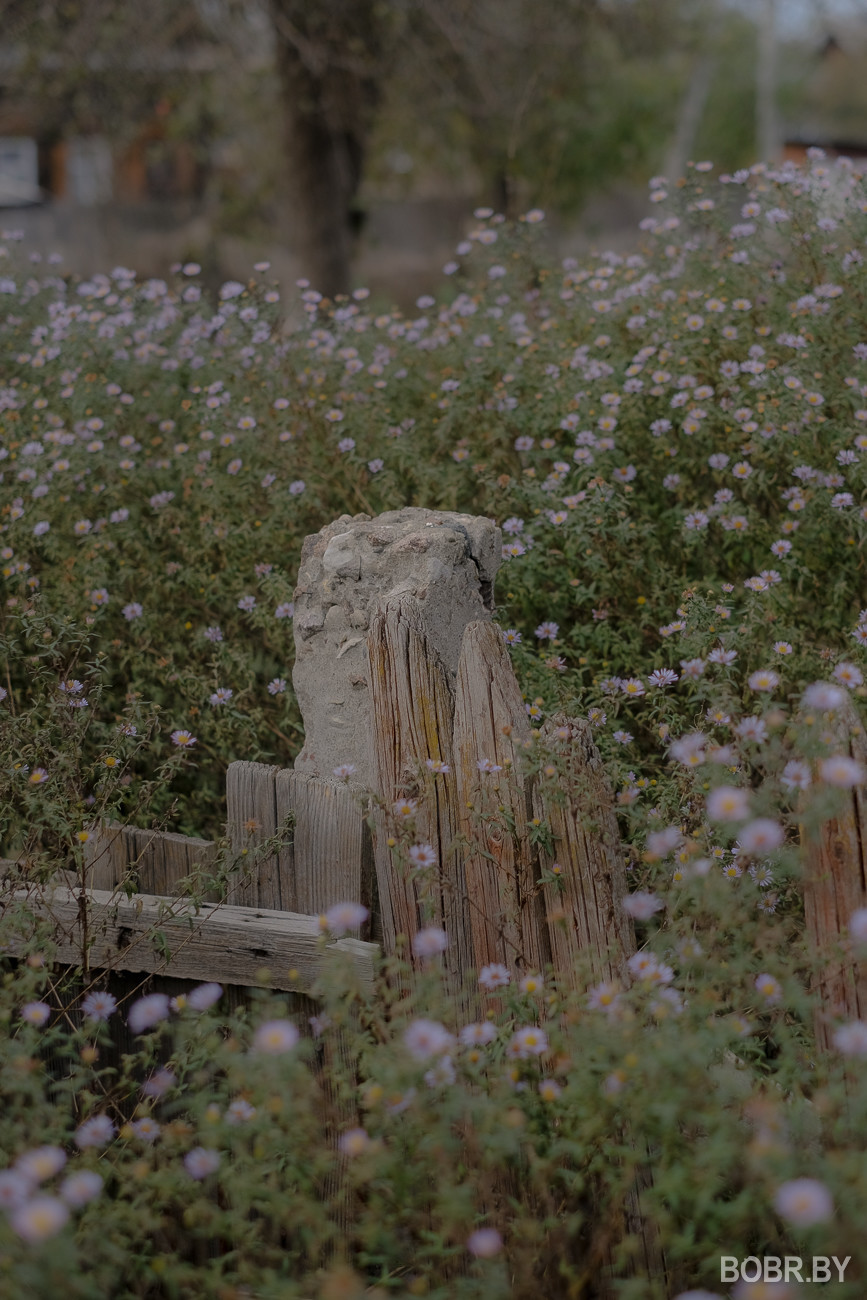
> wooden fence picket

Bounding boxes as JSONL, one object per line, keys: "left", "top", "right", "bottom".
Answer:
{"left": 83, "top": 823, "right": 218, "bottom": 899}
{"left": 225, "top": 759, "right": 375, "bottom": 1248}
{"left": 533, "top": 715, "right": 635, "bottom": 985}
{"left": 802, "top": 701, "right": 867, "bottom": 1051}
{"left": 225, "top": 761, "right": 374, "bottom": 933}
{"left": 279, "top": 769, "right": 375, "bottom": 924}
{"left": 367, "top": 595, "right": 474, "bottom": 989}
{"left": 528, "top": 714, "right": 662, "bottom": 1295}
{"left": 224, "top": 759, "right": 285, "bottom": 909}
{"left": 453, "top": 619, "right": 550, "bottom": 979}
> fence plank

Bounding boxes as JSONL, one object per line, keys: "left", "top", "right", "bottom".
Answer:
{"left": 83, "top": 825, "right": 218, "bottom": 899}
{"left": 532, "top": 717, "right": 660, "bottom": 1295}
{"left": 368, "top": 596, "right": 475, "bottom": 987}
{"left": 275, "top": 769, "right": 374, "bottom": 1253}
{"left": 803, "top": 703, "right": 867, "bottom": 1050}
{"left": 225, "top": 760, "right": 284, "bottom": 908}
{"left": 2, "top": 885, "right": 378, "bottom": 993}
{"left": 81, "top": 825, "right": 126, "bottom": 891}
{"left": 533, "top": 716, "right": 635, "bottom": 985}
{"left": 453, "top": 620, "right": 550, "bottom": 979}
{"left": 225, "top": 761, "right": 372, "bottom": 928}
{"left": 227, "top": 763, "right": 374, "bottom": 1258}
{"left": 279, "top": 769, "right": 372, "bottom": 920}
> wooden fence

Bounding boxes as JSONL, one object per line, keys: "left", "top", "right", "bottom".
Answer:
{"left": 2, "top": 507, "right": 633, "bottom": 1003}
{"left": 4, "top": 589, "right": 633, "bottom": 1003}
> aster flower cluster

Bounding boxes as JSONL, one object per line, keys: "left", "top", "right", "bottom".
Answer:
{"left": 1, "top": 154, "right": 865, "bottom": 847}
{"left": 1, "top": 157, "right": 867, "bottom": 1294}
{"left": 0, "top": 1145, "right": 102, "bottom": 1243}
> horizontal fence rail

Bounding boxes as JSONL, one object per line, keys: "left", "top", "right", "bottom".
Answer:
{"left": 2, "top": 884, "right": 378, "bottom": 993}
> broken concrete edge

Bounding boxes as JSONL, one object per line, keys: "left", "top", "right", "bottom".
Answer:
{"left": 291, "top": 507, "right": 502, "bottom": 788}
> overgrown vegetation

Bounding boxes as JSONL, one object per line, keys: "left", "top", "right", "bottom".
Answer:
{"left": 1, "top": 152, "right": 867, "bottom": 1297}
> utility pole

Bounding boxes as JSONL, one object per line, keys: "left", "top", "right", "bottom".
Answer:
{"left": 757, "top": 0, "right": 778, "bottom": 162}
{"left": 665, "top": 51, "right": 716, "bottom": 180}
{"left": 664, "top": 3, "right": 723, "bottom": 182}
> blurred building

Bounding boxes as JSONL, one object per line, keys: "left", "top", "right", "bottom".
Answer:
{"left": 0, "top": 33, "right": 227, "bottom": 277}
{"left": 0, "top": 127, "right": 213, "bottom": 284}
{"left": 0, "top": 110, "right": 208, "bottom": 209}
{"left": 0, "top": 90, "right": 477, "bottom": 302}
{"left": 0, "top": 31, "right": 646, "bottom": 301}
{"left": 783, "top": 31, "right": 867, "bottom": 167}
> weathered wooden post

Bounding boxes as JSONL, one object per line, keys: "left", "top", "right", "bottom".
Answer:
{"left": 453, "top": 620, "right": 550, "bottom": 977}
{"left": 802, "top": 697, "right": 867, "bottom": 1051}
{"left": 533, "top": 715, "right": 636, "bottom": 983}
{"left": 291, "top": 507, "right": 499, "bottom": 788}
{"left": 367, "top": 594, "right": 475, "bottom": 991}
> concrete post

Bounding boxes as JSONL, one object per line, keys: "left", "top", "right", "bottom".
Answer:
{"left": 291, "top": 507, "right": 501, "bottom": 788}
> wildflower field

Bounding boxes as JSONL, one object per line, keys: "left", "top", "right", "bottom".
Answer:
{"left": 1, "top": 152, "right": 867, "bottom": 1299}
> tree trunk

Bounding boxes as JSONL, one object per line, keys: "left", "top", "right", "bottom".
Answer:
{"left": 268, "top": 0, "right": 384, "bottom": 298}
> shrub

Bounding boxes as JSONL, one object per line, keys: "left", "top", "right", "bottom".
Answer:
{"left": 1, "top": 150, "right": 866, "bottom": 1297}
